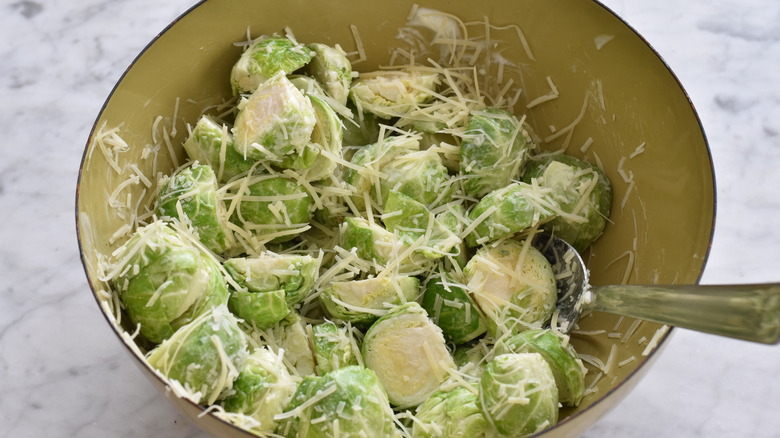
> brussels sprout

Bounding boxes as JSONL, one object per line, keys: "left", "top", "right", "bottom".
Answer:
{"left": 224, "top": 252, "right": 320, "bottom": 306}
{"left": 412, "top": 385, "right": 490, "bottom": 438}
{"left": 343, "top": 133, "right": 420, "bottom": 211}
{"left": 464, "top": 182, "right": 558, "bottom": 248}
{"left": 421, "top": 273, "right": 486, "bottom": 345}
{"left": 464, "top": 239, "right": 557, "bottom": 336}
{"left": 521, "top": 154, "right": 613, "bottom": 252}
{"left": 232, "top": 74, "right": 316, "bottom": 164}
{"left": 182, "top": 115, "right": 255, "bottom": 183}
{"left": 479, "top": 353, "right": 559, "bottom": 436}
{"left": 277, "top": 366, "right": 397, "bottom": 438}
{"left": 305, "top": 43, "right": 353, "bottom": 106}
{"left": 452, "top": 338, "right": 492, "bottom": 373}
{"left": 110, "top": 221, "right": 229, "bottom": 344}
{"left": 494, "top": 329, "right": 586, "bottom": 407}
{"left": 460, "top": 108, "right": 534, "bottom": 197}
{"left": 311, "top": 320, "right": 361, "bottom": 375}
{"left": 231, "top": 36, "right": 313, "bottom": 94}
{"left": 147, "top": 305, "right": 247, "bottom": 405}
{"left": 228, "top": 174, "right": 313, "bottom": 244}
{"left": 379, "top": 148, "right": 453, "bottom": 207}
{"left": 221, "top": 347, "right": 298, "bottom": 434}
{"left": 228, "top": 288, "right": 290, "bottom": 330}
{"left": 263, "top": 312, "right": 316, "bottom": 376}
{"left": 434, "top": 204, "right": 469, "bottom": 268}
{"left": 350, "top": 70, "right": 440, "bottom": 119}
{"left": 382, "top": 190, "right": 461, "bottom": 260}
{"left": 156, "top": 164, "right": 230, "bottom": 254}
{"left": 299, "top": 95, "right": 344, "bottom": 181}
{"left": 340, "top": 217, "right": 429, "bottom": 273}
{"left": 342, "top": 103, "right": 381, "bottom": 147}
{"left": 362, "top": 302, "right": 455, "bottom": 407}
{"left": 321, "top": 276, "right": 420, "bottom": 326}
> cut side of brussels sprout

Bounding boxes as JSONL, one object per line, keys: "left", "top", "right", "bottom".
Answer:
{"left": 494, "top": 329, "right": 587, "bottom": 406}
{"left": 459, "top": 108, "right": 534, "bottom": 198}
{"left": 109, "top": 221, "right": 229, "bottom": 344}
{"left": 464, "top": 239, "right": 557, "bottom": 337}
{"left": 232, "top": 74, "right": 316, "bottom": 164}
{"left": 412, "top": 385, "right": 489, "bottom": 438}
{"left": 422, "top": 273, "right": 486, "bottom": 345}
{"left": 383, "top": 190, "right": 461, "bottom": 260}
{"left": 224, "top": 252, "right": 320, "bottom": 306}
{"left": 276, "top": 366, "right": 397, "bottom": 438}
{"left": 182, "top": 115, "right": 255, "bottom": 183}
{"left": 156, "top": 164, "right": 231, "bottom": 254}
{"left": 521, "top": 154, "right": 613, "bottom": 252}
{"left": 311, "top": 320, "right": 362, "bottom": 375}
{"left": 259, "top": 312, "right": 316, "bottom": 377}
{"left": 147, "top": 305, "right": 247, "bottom": 405}
{"left": 350, "top": 70, "right": 440, "bottom": 119}
{"left": 221, "top": 347, "right": 299, "bottom": 434}
{"left": 464, "top": 182, "right": 559, "bottom": 247}
{"left": 231, "top": 36, "right": 313, "bottom": 94}
{"left": 321, "top": 276, "right": 420, "bottom": 327}
{"left": 362, "top": 302, "right": 455, "bottom": 408}
{"left": 479, "top": 353, "right": 559, "bottom": 436}
{"left": 227, "top": 174, "right": 313, "bottom": 245}
{"left": 305, "top": 43, "right": 353, "bottom": 107}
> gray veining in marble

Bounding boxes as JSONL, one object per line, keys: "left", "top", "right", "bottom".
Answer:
{"left": 1, "top": 0, "right": 779, "bottom": 437}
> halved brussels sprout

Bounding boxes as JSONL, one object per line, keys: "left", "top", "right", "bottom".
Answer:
{"left": 434, "top": 204, "right": 469, "bottom": 268}
{"left": 464, "top": 182, "right": 558, "bottom": 247}
{"left": 340, "top": 217, "right": 429, "bottom": 273}
{"left": 221, "top": 347, "right": 299, "bottom": 434}
{"left": 494, "top": 329, "right": 586, "bottom": 407}
{"left": 156, "top": 164, "right": 230, "bottom": 254}
{"left": 412, "top": 385, "right": 490, "bottom": 438}
{"left": 311, "top": 320, "right": 361, "bottom": 375}
{"left": 383, "top": 190, "right": 461, "bottom": 260}
{"left": 350, "top": 70, "right": 440, "bottom": 119}
{"left": 343, "top": 133, "right": 420, "bottom": 211}
{"left": 147, "top": 305, "right": 247, "bottom": 405}
{"left": 276, "top": 366, "right": 397, "bottom": 438}
{"left": 362, "top": 302, "right": 455, "bottom": 408}
{"left": 232, "top": 74, "right": 316, "bottom": 164}
{"left": 229, "top": 289, "right": 290, "bottom": 330}
{"left": 421, "top": 273, "right": 486, "bottom": 345}
{"left": 342, "top": 103, "right": 381, "bottom": 147}
{"left": 464, "top": 239, "right": 557, "bottom": 337}
{"left": 305, "top": 43, "right": 353, "bottom": 106}
{"left": 227, "top": 174, "right": 313, "bottom": 244}
{"left": 231, "top": 36, "right": 313, "bottom": 94}
{"left": 110, "top": 221, "right": 229, "bottom": 344}
{"left": 479, "top": 353, "right": 559, "bottom": 436}
{"left": 379, "top": 148, "right": 453, "bottom": 207}
{"left": 299, "top": 95, "right": 343, "bottom": 181}
{"left": 321, "top": 276, "right": 420, "bottom": 326}
{"left": 521, "top": 154, "right": 613, "bottom": 252}
{"left": 224, "top": 252, "right": 320, "bottom": 306}
{"left": 460, "top": 108, "right": 534, "bottom": 197}
{"left": 262, "top": 312, "right": 316, "bottom": 376}
{"left": 182, "top": 115, "right": 255, "bottom": 183}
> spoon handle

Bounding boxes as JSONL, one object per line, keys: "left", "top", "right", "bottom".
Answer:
{"left": 587, "top": 283, "right": 780, "bottom": 344}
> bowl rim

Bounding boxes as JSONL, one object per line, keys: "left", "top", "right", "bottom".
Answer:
{"left": 74, "top": 0, "right": 717, "bottom": 436}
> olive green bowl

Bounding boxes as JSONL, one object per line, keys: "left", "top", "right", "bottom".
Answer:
{"left": 75, "top": 0, "right": 715, "bottom": 436}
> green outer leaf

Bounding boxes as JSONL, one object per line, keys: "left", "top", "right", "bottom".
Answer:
{"left": 182, "top": 115, "right": 254, "bottom": 183}
{"left": 383, "top": 190, "right": 460, "bottom": 260}
{"left": 305, "top": 43, "right": 353, "bottom": 106}
{"left": 277, "top": 366, "right": 397, "bottom": 438}
{"left": 311, "top": 321, "right": 361, "bottom": 375}
{"left": 156, "top": 164, "right": 229, "bottom": 253}
{"left": 223, "top": 253, "right": 319, "bottom": 306}
{"left": 299, "top": 95, "right": 343, "bottom": 181}
{"left": 493, "top": 329, "right": 586, "bottom": 406}
{"left": 228, "top": 289, "right": 291, "bottom": 329}
{"left": 460, "top": 108, "right": 533, "bottom": 197}
{"left": 421, "top": 273, "right": 486, "bottom": 345}
{"left": 479, "top": 353, "right": 558, "bottom": 436}
{"left": 230, "top": 37, "right": 313, "bottom": 94}
{"left": 521, "top": 154, "right": 613, "bottom": 252}
{"left": 378, "top": 149, "right": 452, "bottom": 207}
{"left": 147, "top": 306, "right": 247, "bottom": 406}
{"left": 413, "top": 386, "right": 489, "bottom": 438}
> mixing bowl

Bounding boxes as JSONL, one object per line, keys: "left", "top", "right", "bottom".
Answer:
{"left": 75, "top": 0, "right": 715, "bottom": 436}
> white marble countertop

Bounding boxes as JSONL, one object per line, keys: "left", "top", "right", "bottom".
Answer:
{"left": 2, "top": 0, "right": 779, "bottom": 437}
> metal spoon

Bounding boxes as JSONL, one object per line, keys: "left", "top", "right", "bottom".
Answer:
{"left": 532, "top": 233, "right": 780, "bottom": 344}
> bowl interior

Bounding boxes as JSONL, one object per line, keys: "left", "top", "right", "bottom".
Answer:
{"left": 76, "top": 0, "right": 714, "bottom": 436}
